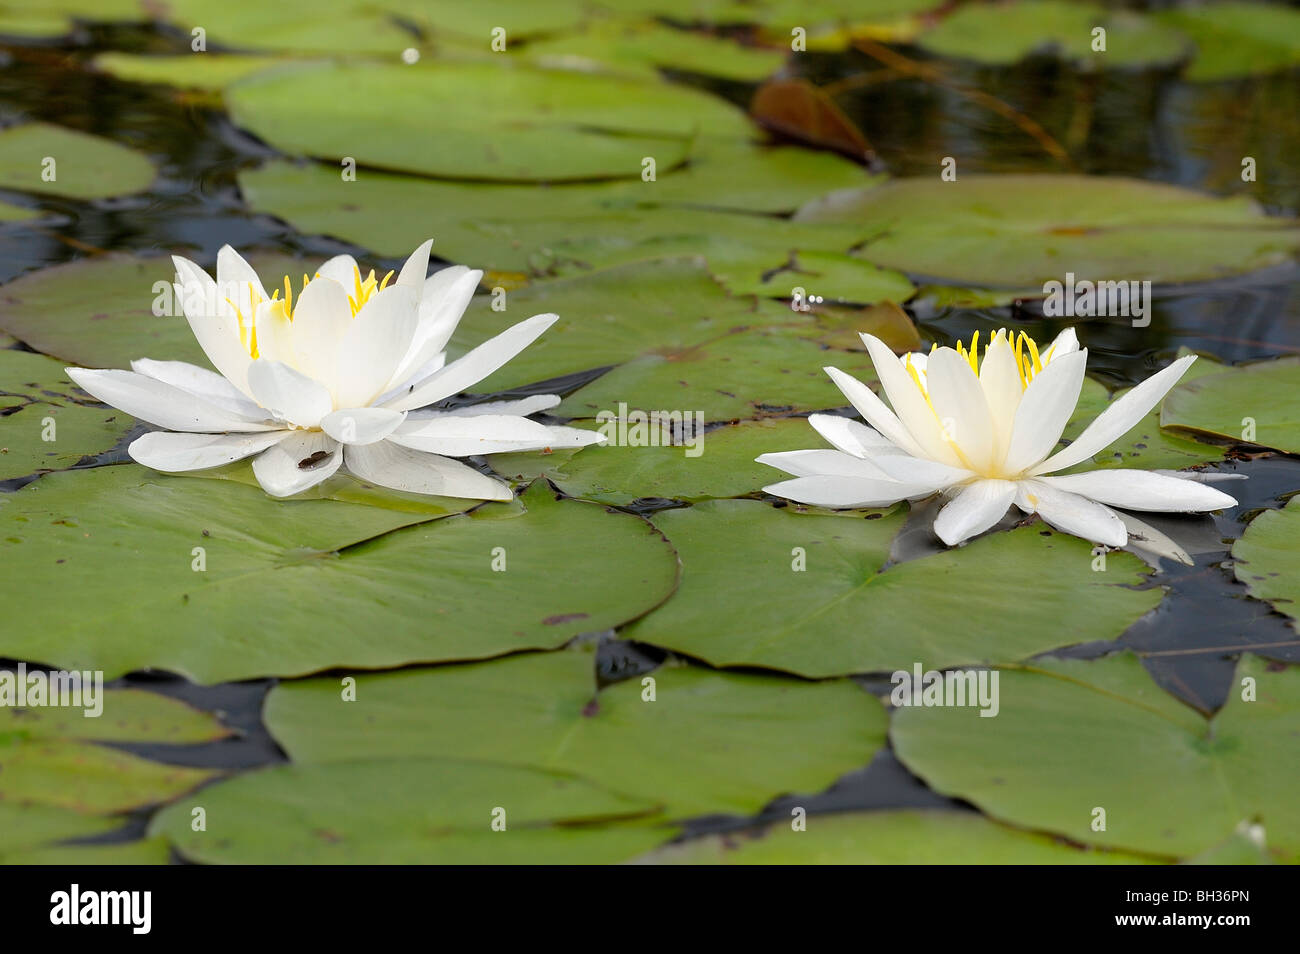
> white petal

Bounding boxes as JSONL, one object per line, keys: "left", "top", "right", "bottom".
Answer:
{"left": 313, "top": 254, "right": 360, "bottom": 288}
{"left": 925, "top": 347, "right": 995, "bottom": 471}
{"left": 345, "top": 442, "right": 513, "bottom": 500}
{"left": 246, "top": 360, "right": 333, "bottom": 428}
{"left": 320, "top": 407, "right": 408, "bottom": 446}
{"left": 66, "top": 368, "right": 278, "bottom": 433}
{"left": 252, "top": 299, "right": 294, "bottom": 366}
{"left": 1015, "top": 478, "right": 1127, "bottom": 546}
{"left": 823, "top": 366, "right": 928, "bottom": 460}
{"left": 1117, "top": 512, "right": 1193, "bottom": 566}
{"left": 389, "top": 413, "right": 556, "bottom": 455}
{"left": 436, "top": 395, "right": 561, "bottom": 418}
{"left": 215, "top": 245, "right": 268, "bottom": 318}
{"left": 390, "top": 267, "right": 482, "bottom": 388}
{"left": 171, "top": 255, "right": 253, "bottom": 397}
{"left": 1032, "top": 354, "right": 1197, "bottom": 476}
{"left": 807, "top": 413, "right": 906, "bottom": 458}
{"left": 870, "top": 453, "right": 974, "bottom": 494}
{"left": 979, "top": 330, "right": 1023, "bottom": 460}
{"left": 933, "top": 478, "right": 1016, "bottom": 546}
{"left": 755, "top": 449, "right": 889, "bottom": 479}
{"left": 129, "top": 430, "right": 287, "bottom": 472}
{"left": 335, "top": 284, "right": 420, "bottom": 409}
{"left": 543, "top": 425, "right": 606, "bottom": 448}
{"left": 288, "top": 276, "right": 352, "bottom": 388}
{"left": 384, "top": 313, "right": 557, "bottom": 413}
{"left": 1042, "top": 327, "right": 1079, "bottom": 361}
{"left": 395, "top": 238, "right": 434, "bottom": 290}
{"left": 130, "top": 358, "right": 266, "bottom": 420}
{"left": 763, "top": 475, "right": 914, "bottom": 508}
{"left": 860, "top": 333, "right": 962, "bottom": 467}
{"left": 251, "top": 430, "right": 341, "bottom": 497}
{"left": 1002, "top": 349, "right": 1088, "bottom": 475}
{"left": 1039, "top": 469, "right": 1237, "bottom": 512}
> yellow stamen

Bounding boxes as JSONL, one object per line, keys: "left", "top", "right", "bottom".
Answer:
{"left": 283, "top": 274, "right": 293, "bottom": 321}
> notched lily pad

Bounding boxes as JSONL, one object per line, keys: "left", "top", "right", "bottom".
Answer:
{"left": 0, "top": 470, "right": 677, "bottom": 683}
{"left": 892, "top": 652, "right": 1300, "bottom": 861}
{"left": 0, "top": 123, "right": 154, "bottom": 200}
{"left": 624, "top": 501, "right": 1161, "bottom": 677}
{"left": 1161, "top": 357, "right": 1300, "bottom": 454}
{"left": 264, "top": 648, "right": 887, "bottom": 818}
{"left": 1231, "top": 495, "right": 1300, "bottom": 631}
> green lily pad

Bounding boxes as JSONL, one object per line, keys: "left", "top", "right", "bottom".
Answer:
{"left": 0, "top": 252, "right": 308, "bottom": 370}
{"left": 238, "top": 147, "right": 877, "bottom": 271}
{"left": 639, "top": 809, "right": 1155, "bottom": 864}
{"left": 0, "top": 199, "right": 40, "bottom": 222}
{"left": 151, "top": 757, "right": 667, "bottom": 864}
{"left": 4, "top": 837, "right": 172, "bottom": 865}
{"left": 158, "top": 0, "right": 420, "bottom": 56}
{"left": 0, "top": 10, "right": 73, "bottom": 38}
{"left": 455, "top": 258, "right": 793, "bottom": 392}
{"left": 1161, "top": 357, "right": 1300, "bottom": 454}
{"left": 623, "top": 501, "right": 1160, "bottom": 676}
{"left": 555, "top": 324, "right": 884, "bottom": 423}
{"left": 892, "top": 653, "right": 1300, "bottom": 861}
{"left": 1231, "top": 496, "right": 1300, "bottom": 631}
{"left": 1058, "top": 370, "right": 1227, "bottom": 473}
{"left": 0, "top": 686, "right": 230, "bottom": 743}
{"left": 918, "top": 1, "right": 1189, "bottom": 68}
{"left": 488, "top": 417, "right": 816, "bottom": 505}
{"left": 710, "top": 248, "right": 915, "bottom": 304}
{"left": 227, "top": 60, "right": 752, "bottom": 182}
{"left": 1158, "top": 2, "right": 1300, "bottom": 81}
{"left": 0, "top": 350, "right": 134, "bottom": 480}
{"left": 0, "top": 471, "right": 677, "bottom": 683}
{"left": 93, "top": 52, "right": 290, "bottom": 91}
{"left": 264, "top": 648, "right": 887, "bottom": 818}
{"left": 522, "top": 21, "right": 786, "bottom": 82}
{"left": 0, "top": 123, "right": 155, "bottom": 200}
{"left": 795, "top": 175, "right": 1300, "bottom": 285}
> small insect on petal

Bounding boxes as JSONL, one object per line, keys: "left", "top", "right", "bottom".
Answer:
{"left": 298, "top": 450, "right": 332, "bottom": 469}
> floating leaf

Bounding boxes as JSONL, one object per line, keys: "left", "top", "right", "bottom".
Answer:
{"left": 264, "top": 649, "right": 887, "bottom": 818}
{"left": 0, "top": 199, "right": 40, "bottom": 222}
{"left": 1158, "top": 1, "right": 1300, "bottom": 81}
{"left": 623, "top": 501, "right": 1161, "bottom": 676}
{"left": 4, "top": 837, "right": 172, "bottom": 864}
{"left": 0, "top": 123, "right": 154, "bottom": 200}
{"left": 1161, "top": 357, "right": 1300, "bottom": 454}
{"left": 639, "top": 809, "right": 1154, "bottom": 864}
{"left": 93, "top": 52, "right": 289, "bottom": 91}
{"left": 238, "top": 146, "right": 877, "bottom": 270}
{"left": 489, "top": 418, "right": 816, "bottom": 505}
{"left": 0, "top": 252, "right": 304, "bottom": 370}
{"left": 892, "top": 653, "right": 1300, "bottom": 861}
{"left": 710, "top": 248, "right": 914, "bottom": 304}
{"left": 0, "top": 472, "right": 677, "bottom": 683}
{"left": 524, "top": 21, "right": 786, "bottom": 82}
{"left": 750, "top": 78, "right": 873, "bottom": 161}
{"left": 227, "top": 61, "right": 752, "bottom": 181}
{"left": 159, "top": 0, "right": 420, "bottom": 55}
{"left": 918, "top": 1, "right": 1188, "bottom": 68}
{"left": 554, "top": 324, "right": 885, "bottom": 423}
{"left": 1231, "top": 496, "right": 1300, "bottom": 631}
{"left": 454, "top": 258, "right": 794, "bottom": 393}
{"left": 151, "top": 757, "right": 667, "bottom": 864}
{"left": 0, "top": 350, "right": 133, "bottom": 480}
{"left": 795, "top": 175, "right": 1300, "bottom": 285}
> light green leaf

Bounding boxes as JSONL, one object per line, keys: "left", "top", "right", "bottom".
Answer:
{"left": 892, "top": 653, "right": 1300, "bottom": 862}
{"left": 1231, "top": 495, "right": 1300, "bottom": 631}
{"left": 0, "top": 472, "right": 678, "bottom": 683}
{"left": 796, "top": 175, "right": 1300, "bottom": 285}
{"left": 639, "top": 809, "right": 1156, "bottom": 864}
{"left": 227, "top": 61, "right": 752, "bottom": 181}
{"left": 1158, "top": 1, "right": 1300, "bottom": 81}
{"left": 0, "top": 123, "right": 154, "bottom": 200}
{"left": 1161, "top": 357, "right": 1300, "bottom": 454}
{"left": 624, "top": 500, "right": 1160, "bottom": 676}
{"left": 264, "top": 648, "right": 888, "bottom": 818}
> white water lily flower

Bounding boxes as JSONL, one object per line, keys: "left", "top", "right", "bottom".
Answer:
{"left": 758, "top": 328, "right": 1238, "bottom": 547}
{"left": 68, "top": 241, "right": 602, "bottom": 499}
